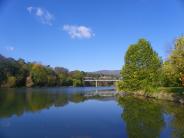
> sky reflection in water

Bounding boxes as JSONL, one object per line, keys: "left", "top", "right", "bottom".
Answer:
{"left": 0, "top": 87, "right": 184, "bottom": 138}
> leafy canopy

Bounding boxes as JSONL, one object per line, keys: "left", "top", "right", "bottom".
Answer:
{"left": 118, "top": 39, "right": 162, "bottom": 92}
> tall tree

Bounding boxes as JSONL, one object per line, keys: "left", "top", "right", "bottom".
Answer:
{"left": 118, "top": 39, "right": 162, "bottom": 92}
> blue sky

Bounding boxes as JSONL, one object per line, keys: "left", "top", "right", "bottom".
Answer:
{"left": 0, "top": 0, "right": 184, "bottom": 71}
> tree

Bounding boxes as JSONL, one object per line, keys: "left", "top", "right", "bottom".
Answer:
{"left": 164, "top": 36, "right": 184, "bottom": 87}
{"left": 0, "top": 54, "right": 118, "bottom": 87}
{"left": 54, "top": 67, "right": 68, "bottom": 75}
{"left": 70, "top": 70, "right": 84, "bottom": 87}
{"left": 162, "top": 61, "right": 180, "bottom": 87}
{"left": 72, "top": 79, "right": 82, "bottom": 87}
{"left": 55, "top": 67, "right": 69, "bottom": 86}
{"left": 30, "top": 64, "right": 48, "bottom": 86}
{"left": 16, "top": 59, "right": 29, "bottom": 86}
{"left": 45, "top": 66, "right": 57, "bottom": 86}
{"left": 0, "top": 55, "right": 25, "bottom": 87}
{"left": 118, "top": 39, "right": 162, "bottom": 92}
{"left": 5, "top": 76, "right": 17, "bottom": 87}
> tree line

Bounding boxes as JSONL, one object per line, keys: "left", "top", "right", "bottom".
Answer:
{"left": 117, "top": 36, "right": 184, "bottom": 92}
{"left": 0, "top": 55, "right": 116, "bottom": 88}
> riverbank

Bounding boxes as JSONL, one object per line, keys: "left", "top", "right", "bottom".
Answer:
{"left": 117, "top": 87, "right": 184, "bottom": 104}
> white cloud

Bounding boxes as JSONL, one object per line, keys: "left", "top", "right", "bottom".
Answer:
{"left": 6, "top": 46, "right": 15, "bottom": 51}
{"left": 63, "top": 25, "right": 95, "bottom": 39}
{"left": 27, "top": 7, "right": 33, "bottom": 13}
{"left": 27, "top": 6, "right": 54, "bottom": 26}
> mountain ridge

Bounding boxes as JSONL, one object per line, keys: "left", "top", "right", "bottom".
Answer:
{"left": 92, "top": 70, "right": 120, "bottom": 76}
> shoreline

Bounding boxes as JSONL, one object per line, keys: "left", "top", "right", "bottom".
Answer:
{"left": 117, "top": 89, "right": 184, "bottom": 104}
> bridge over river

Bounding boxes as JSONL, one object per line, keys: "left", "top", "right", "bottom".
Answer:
{"left": 83, "top": 77, "right": 121, "bottom": 87}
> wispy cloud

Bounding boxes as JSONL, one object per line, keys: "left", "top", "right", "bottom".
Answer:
{"left": 5, "top": 46, "right": 15, "bottom": 51}
{"left": 63, "top": 25, "right": 95, "bottom": 39}
{"left": 27, "top": 6, "right": 54, "bottom": 26}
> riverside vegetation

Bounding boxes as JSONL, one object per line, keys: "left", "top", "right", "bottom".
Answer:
{"left": 0, "top": 56, "right": 116, "bottom": 88}
{"left": 117, "top": 36, "right": 184, "bottom": 103}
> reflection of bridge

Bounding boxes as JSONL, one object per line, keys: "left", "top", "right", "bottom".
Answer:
{"left": 83, "top": 77, "right": 121, "bottom": 87}
{"left": 84, "top": 90, "right": 117, "bottom": 97}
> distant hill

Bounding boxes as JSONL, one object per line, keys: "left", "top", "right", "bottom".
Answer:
{"left": 93, "top": 70, "right": 120, "bottom": 76}
{"left": 0, "top": 54, "right": 6, "bottom": 61}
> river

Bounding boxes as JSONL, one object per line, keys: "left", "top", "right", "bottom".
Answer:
{"left": 0, "top": 87, "right": 184, "bottom": 138}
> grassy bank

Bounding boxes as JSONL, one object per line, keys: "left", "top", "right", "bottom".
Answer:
{"left": 157, "top": 87, "right": 184, "bottom": 95}
{"left": 117, "top": 87, "right": 184, "bottom": 104}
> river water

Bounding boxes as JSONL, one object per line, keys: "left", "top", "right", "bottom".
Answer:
{"left": 0, "top": 87, "right": 184, "bottom": 138}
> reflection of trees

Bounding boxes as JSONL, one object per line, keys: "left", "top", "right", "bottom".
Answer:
{"left": 54, "top": 93, "right": 68, "bottom": 107}
{"left": 1, "top": 89, "right": 184, "bottom": 138}
{"left": 0, "top": 89, "right": 70, "bottom": 118}
{"left": 163, "top": 102, "right": 184, "bottom": 138}
{"left": 0, "top": 89, "right": 25, "bottom": 118}
{"left": 26, "top": 91, "right": 53, "bottom": 112}
{"left": 69, "top": 93, "right": 86, "bottom": 103}
{"left": 118, "top": 97, "right": 165, "bottom": 138}
{"left": 171, "top": 109, "right": 184, "bottom": 138}
{"left": 0, "top": 89, "right": 106, "bottom": 118}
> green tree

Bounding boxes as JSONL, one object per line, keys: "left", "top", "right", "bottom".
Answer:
{"left": 70, "top": 70, "right": 84, "bottom": 87}
{"left": 118, "top": 39, "right": 162, "bottom": 92}
{"left": 5, "top": 76, "right": 17, "bottom": 87}
{"left": 162, "top": 61, "right": 180, "bottom": 87}
{"left": 55, "top": 67, "right": 69, "bottom": 86}
{"left": 0, "top": 54, "right": 119, "bottom": 87}
{"left": 30, "top": 64, "right": 48, "bottom": 86}
{"left": 0, "top": 55, "right": 24, "bottom": 87}
{"left": 72, "top": 79, "right": 82, "bottom": 87}
{"left": 164, "top": 36, "right": 184, "bottom": 87}
{"left": 16, "top": 59, "right": 29, "bottom": 86}
{"left": 45, "top": 66, "right": 57, "bottom": 86}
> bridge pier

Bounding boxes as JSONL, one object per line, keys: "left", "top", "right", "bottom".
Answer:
{"left": 96, "top": 80, "right": 98, "bottom": 87}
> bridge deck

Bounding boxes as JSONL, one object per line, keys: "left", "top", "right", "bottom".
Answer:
{"left": 83, "top": 79, "right": 121, "bottom": 87}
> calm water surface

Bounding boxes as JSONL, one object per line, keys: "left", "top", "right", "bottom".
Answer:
{"left": 0, "top": 87, "right": 184, "bottom": 138}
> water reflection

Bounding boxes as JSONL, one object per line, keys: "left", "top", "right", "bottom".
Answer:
{"left": 118, "top": 96, "right": 184, "bottom": 138}
{"left": 162, "top": 101, "right": 184, "bottom": 138}
{"left": 118, "top": 97, "right": 165, "bottom": 138}
{"left": 0, "top": 88, "right": 184, "bottom": 138}
{"left": 0, "top": 87, "right": 114, "bottom": 118}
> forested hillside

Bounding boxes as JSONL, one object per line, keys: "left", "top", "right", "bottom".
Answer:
{"left": 0, "top": 55, "right": 116, "bottom": 88}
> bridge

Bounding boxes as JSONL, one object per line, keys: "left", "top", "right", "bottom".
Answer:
{"left": 83, "top": 77, "right": 121, "bottom": 87}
